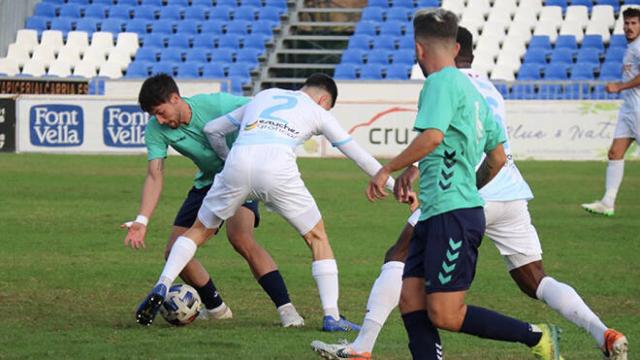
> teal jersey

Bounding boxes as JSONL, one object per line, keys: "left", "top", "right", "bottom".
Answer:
{"left": 145, "top": 93, "right": 249, "bottom": 189}
{"left": 414, "top": 67, "right": 506, "bottom": 221}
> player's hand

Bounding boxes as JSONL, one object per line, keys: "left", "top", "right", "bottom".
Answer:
{"left": 605, "top": 82, "right": 622, "bottom": 93}
{"left": 394, "top": 165, "right": 419, "bottom": 203}
{"left": 367, "top": 166, "right": 391, "bottom": 202}
{"left": 404, "top": 191, "right": 419, "bottom": 212}
{"left": 121, "top": 220, "right": 147, "bottom": 249}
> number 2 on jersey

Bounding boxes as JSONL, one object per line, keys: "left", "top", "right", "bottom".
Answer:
{"left": 259, "top": 95, "right": 298, "bottom": 124}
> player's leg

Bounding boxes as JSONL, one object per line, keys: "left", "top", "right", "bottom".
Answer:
{"left": 225, "top": 202, "right": 303, "bottom": 327}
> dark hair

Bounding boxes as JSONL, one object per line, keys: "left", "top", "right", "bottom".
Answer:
{"left": 138, "top": 73, "right": 180, "bottom": 113}
{"left": 303, "top": 73, "right": 338, "bottom": 108}
{"left": 413, "top": 8, "right": 458, "bottom": 42}
{"left": 623, "top": 7, "right": 640, "bottom": 20}
{"left": 456, "top": 26, "right": 474, "bottom": 63}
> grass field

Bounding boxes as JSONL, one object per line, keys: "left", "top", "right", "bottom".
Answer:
{"left": 0, "top": 154, "right": 638, "bottom": 360}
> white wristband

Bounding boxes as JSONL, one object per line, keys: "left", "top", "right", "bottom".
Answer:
{"left": 412, "top": 161, "right": 419, "bottom": 168}
{"left": 135, "top": 215, "right": 149, "bottom": 226}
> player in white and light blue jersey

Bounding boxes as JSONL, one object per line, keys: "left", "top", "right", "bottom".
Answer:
{"left": 582, "top": 7, "right": 640, "bottom": 217}
{"left": 312, "top": 27, "right": 627, "bottom": 360}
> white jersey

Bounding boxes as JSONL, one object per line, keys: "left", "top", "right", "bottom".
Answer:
{"left": 621, "top": 36, "right": 640, "bottom": 113}
{"left": 460, "top": 69, "right": 533, "bottom": 202}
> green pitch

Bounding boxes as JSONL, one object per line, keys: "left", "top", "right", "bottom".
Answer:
{"left": 0, "top": 154, "right": 638, "bottom": 359}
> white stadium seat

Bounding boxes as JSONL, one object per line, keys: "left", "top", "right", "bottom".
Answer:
{"left": 15, "top": 29, "right": 38, "bottom": 54}
{"left": 539, "top": 6, "right": 563, "bottom": 30}
{"left": 40, "top": 30, "right": 64, "bottom": 53}
{"left": 518, "top": 0, "right": 543, "bottom": 16}
{"left": 591, "top": 5, "right": 615, "bottom": 29}
{"left": 56, "top": 46, "right": 82, "bottom": 67}
{"left": 441, "top": 0, "right": 465, "bottom": 17}
{"left": 64, "top": 31, "right": 90, "bottom": 55}
{"left": 0, "top": 57, "right": 20, "bottom": 76}
{"left": 6, "top": 43, "right": 31, "bottom": 67}
{"left": 490, "top": 66, "right": 515, "bottom": 81}
{"left": 98, "top": 61, "right": 123, "bottom": 79}
{"left": 73, "top": 59, "right": 97, "bottom": 78}
{"left": 560, "top": 20, "right": 585, "bottom": 43}
{"left": 31, "top": 45, "right": 57, "bottom": 67}
{"left": 585, "top": 22, "right": 611, "bottom": 43}
{"left": 107, "top": 48, "right": 132, "bottom": 70}
{"left": 565, "top": 6, "right": 589, "bottom": 29}
{"left": 47, "top": 60, "right": 72, "bottom": 77}
{"left": 21, "top": 59, "right": 46, "bottom": 77}
{"left": 492, "top": 0, "right": 518, "bottom": 16}
{"left": 115, "top": 32, "right": 139, "bottom": 57}
{"left": 90, "top": 32, "right": 114, "bottom": 56}
{"left": 534, "top": 20, "right": 559, "bottom": 42}
{"left": 81, "top": 47, "right": 107, "bottom": 69}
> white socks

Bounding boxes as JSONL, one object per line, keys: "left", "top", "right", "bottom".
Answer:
{"left": 536, "top": 276, "right": 608, "bottom": 347}
{"left": 352, "top": 261, "right": 404, "bottom": 353}
{"left": 602, "top": 159, "right": 624, "bottom": 208}
{"left": 312, "top": 259, "right": 340, "bottom": 320}
{"left": 157, "top": 236, "right": 198, "bottom": 288}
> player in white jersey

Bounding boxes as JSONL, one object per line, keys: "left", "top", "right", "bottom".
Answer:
{"left": 582, "top": 7, "right": 640, "bottom": 216}
{"left": 312, "top": 27, "right": 628, "bottom": 360}
{"left": 135, "top": 74, "right": 402, "bottom": 331}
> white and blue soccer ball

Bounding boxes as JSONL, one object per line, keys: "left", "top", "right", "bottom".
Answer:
{"left": 159, "top": 284, "right": 201, "bottom": 326}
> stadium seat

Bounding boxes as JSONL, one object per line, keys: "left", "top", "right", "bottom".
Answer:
{"left": 91, "top": 31, "right": 115, "bottom": 51}
{"left": 379, "top": 21, "right": 405, "bottom": 37}
{"left": 140, "top": 0, "right": 163, "bottom": 5}
{"left": 211, "top": 48, "right": 235, "bottom": 63}
{"left": 176, "top": 21, "right": 200, "bottom": 35}
{"left": 50, "top": 17, "right": 75, "bottom": 34}
{"left": 75, "top": 19, "right": 99, "bottom": 35}
{"left": 57, "top": 46, "right": 82, "bottom": 65}
{"left": 125, "top": 19, "right": 151, "bottom": 35}
{"left": 604, "top": 47, "right": 625, "bottom": 63}
{"left": 134, "top": 46, "right": 160, "bottom": 62}
{"left": 348, "top": 35, "right": 372, "bottom": 50}
{"left": 177, "top": 62, "right": 201, "bottom": 78}
{"left": 550, "top": 48, "right": 575, "bottom": 65}
{"left": 85, "top": 4, "right": 108, "bottom": 19}
{"left": 31, "top": 46, "right": 57, "bottom": 67}
{"left": 594, "top": 0, "right": 619, "bottom": 13}
{"left": 585, "top": 22, "right": 611, "bottom": 43}
{"left": 373, "top": 36, "right": 396, "bottom": 50}
{"left": 160, "top": 5, "right": 184, "bottom": 21}
{"left": 0, "top": 58, "right": 20, "bottom": 76}
{"left": 26, "top": 16, "right": 50, "bottom": 33}
{"left": 367, "top": 51, "right": 391, "bottom": 65}
{"left": 361, "top": 7, "right": 385, "bottom": 22}
{"left": 125, "top": 61, "right": 152, "bottom": 78}
{"left": 392, "top": 0, "right": 415, "bottom": 8}
{"left": 202, "top": 63, "right": 226, "bottom": 78}
{"left": 385, "top": 64, "right": 409, "bottom": 79}
{"left": 341, "top": 49, "right": 365, "bottom": 64}
{"left": 217, "top": 0, "right": 239, "bottom": 7}
{"left": 118, "top": 0, "right": 140, "bottom": 6}
{"left": 167, "top": 0, "right": 190, "bottom": 6}
{"left": 201, "top": 20, "right": 225, "bottom": 35}
{"left": 101, "top": 19, "right": 125, "bottom": 34}
{"left": 570, "top": 63, "right": 595, "bottom": 79}
{"left": 193, "top": 33, "right": 217, "bottom": 49}
{"left": 236, "top": 48, "right": 262, "bottom": 65}
{"left": 360, "top": 64, "right": 384, "bottom": 79}
{"left": 142, "top": 33, "right": 167, "bottom": 48}
{"left": 251, "top": 22, "right": 274, "bottom": 36}
{"left": 41, "top": 30, "right": 65, "bottom": 51}
{"left": 15, "top": 29, "right": 39, "bottom": 54}
{"left": 441, "top": 0, "right": 465, "bottom": 16}
{"left": 160, "top": 48, "right": 183, "bottom": 63}
{"left": 218, "top": 35, "right": 242, "bottom": 49}
{"left": 416, "top": 0, "right": 440, "bottom": 7}
{"left": 392, "top": 50, "right": 415, "bottom": 65}
{"left": 22, "top": 59, "right": 47, "bottom": 77}
{"left": 227, "top": 21, "right": 251, "bottom": 35}
{"left": 228, "top": 63, "right": 252, "bottom": 78}
{"left": 523, "top": 49, "right": 548, "bottom": 65}
{"left": 576, "top": 48, "right": 601, "bottom": 66}
{"left": 6, "top": 44, "right": 30, "bottom": 67}
{"left": 555, "top": 35, "right": 578, "bottom": 50}
{"left": 168, "top": 36, "right": 190, "bottom": 49}
{"left": 490, "top": 67, "right": 516, "bottom": 81}
{"left": 133, "top": 5, "right": 160, "bottom": 20}
{"left": 98, "top": 61, "right": 124, "bottom": 78}
{"left": 397, "top": 36, "right": 414, "bottom": 49}
{"left": 529, "top": 35, "right": 552, "bottom": 51}
{"left": 186, "top": 48, "right": 211, "bottom": 63}
{"left": 386, "top": 8, "right": 411, "bottom": 22}
{"left": 355, "top": 21, "right": 378, "bottom": 36}
{"left": 82, "top": 46, "right": 108, "bottom": 66}
{"left": 590, "top": 5, "right": 615, "bottom": 28}
{"left": 34, "top": 2, "right": 58, "bottom": 18}
{"left": 242, "top": 0, "right": 262, "bottom": 7}
{"left": 235, "top": 7, "right": 258, "bottom": 21}
{"left": 60, "top": 4, "right": 83, "bottom": 18}
{"left": 538, "top": 83, "right": 564, "bottom": 99}
{"left": 334, "top": 64, "right": 358, "bottom": 79}
{"left": 243, "top": 34, "right": 268, "bottom": 51}
{"left": 517, "top": 63, "right": 543, "bottom": 79}
{"left": 65, "top": 31, "right": 90, "bottom": 54}
{"left": 151, "top": 21, "right": 176, "bottom": 35}
{"left": 152, "top": 61, "right": 178, "bottom": 76}
{"left": 108, "top": 5, "right": 133, "bottom": 20}
{"left": 609, "top": 34, "right": 626, "bottom": 48}
{"left": 107, "top": 48, "right": 132, "bottom": 69}
{"left": 209, "top": 6, "right": 233, "bottom": 21}
{"left": 258, "top": 7, "right": 281, "bottom": 23}
{"left": 582, "top": 35, "right": 604, "bottom": 52}
{"left": 184, "top": 6, "right": 209, "bottom": 21}
{"left": 599, "top": 62, "right": 621, "bottom": 80}
{"left": 92, "top": 0, "right": 115, "bottom": 5}
{"left": 369, "top": 0, "right": 390, "bottom": 7}
{"left": 544, "top": 64, "right": 569, "bottom": 80}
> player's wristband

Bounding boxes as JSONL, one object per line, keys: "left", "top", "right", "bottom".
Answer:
{"left": 135, "top": 215, "right": 149, "bottom": 226}
{"left": 412, "top": 161, "right": 419, "bottom": 168}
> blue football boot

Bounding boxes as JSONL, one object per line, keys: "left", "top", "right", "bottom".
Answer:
{"left": 135, "top": 283, "right": 167, "bottom": 326}
{"left": 322, "top": 315, "right": 361, "bottom": 332}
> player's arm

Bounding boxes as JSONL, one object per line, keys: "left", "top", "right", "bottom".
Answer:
{"left": 476, "top": 143, "right": 506, "bottom": 189}
{"left": 203, "top": 105, "right": 245, "bottom": 160}
{"left": 606, "top": 74, "right": 640, "bottom": 93}
{"left": 122, "top": 158, "right": 164, "bottom": 249}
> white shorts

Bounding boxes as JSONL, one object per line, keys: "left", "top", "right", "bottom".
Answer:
{"left": 613, "top": 111, "right": 640, "bottom": 142}
{"left": 406, "top": 200, "right": 542, "bottom": 271}
{"left": 197, "top": 144, "right": 321, "bottom": 235}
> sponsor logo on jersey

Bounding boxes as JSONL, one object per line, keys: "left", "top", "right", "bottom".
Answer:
{"left": 103, "top": 105, "right": 148, "bottom": 147}
{"left": 30, "top": 104, "right": 83, "bottom": 147}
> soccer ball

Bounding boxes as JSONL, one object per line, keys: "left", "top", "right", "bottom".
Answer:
{"left": 159, "top": 284, "right": 201, "bottom": 326}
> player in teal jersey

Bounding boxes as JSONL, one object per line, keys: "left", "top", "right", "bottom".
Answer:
{"left": 123, "top": 74, "right": 303, "bottom": 327}
{"left": 366, "top": 10, "right": 562, "bottom": 360}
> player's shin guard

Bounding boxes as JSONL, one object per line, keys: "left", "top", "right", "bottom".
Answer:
{"left": 460, "top": 305, "right": 542, "bottom": 347}
{"left": 536, "top": 276, "right": 608, "bottom": 346}
{"left": 402, "top": 310, "right": 442, "bottom": 360}
{"left": 258, "top": 270, "right": 291, "bottom": 308}
{"left": 158, "top": 236, "right": 198, "bottom": 288}
{"left": 312, "top": 259, "right": 340, "bottom": 320}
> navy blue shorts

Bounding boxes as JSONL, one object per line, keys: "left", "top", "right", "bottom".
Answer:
{"left": 173, "top": 185, "right": 260, "bottom": 228}
{"left": 403, "top": 207, "right": 485, "bottom": 294}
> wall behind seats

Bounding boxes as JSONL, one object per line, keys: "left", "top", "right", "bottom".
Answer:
{"left": 0, "top": 0, "right": 39, "bottom": 57}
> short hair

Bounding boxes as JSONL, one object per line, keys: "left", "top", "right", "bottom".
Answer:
{"left": 456, "top": 26, "right": 474, "bottom": 61}
{"left": 138, "top": 73, "right": 180, "bottom": 113}
{"left": 303, "top": 73, "right": 338, "bottom": 108}
{"left": 413, "top": 8, "right": 458, "bottom": 43}
{"left": 623, "top": 7, "right": 640, "bottom": 20}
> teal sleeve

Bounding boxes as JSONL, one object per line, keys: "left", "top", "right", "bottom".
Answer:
{"left": 218, "top": 92, "right": 250, "bottom": 115}
{"left": 413, "top": 73, "right": 456, "bottom": 133}
{"left": 483, "top": 112, "right": 507, "bottom": 152}
{"left": 144, "top": 119, "right": 168, "bottom": 160}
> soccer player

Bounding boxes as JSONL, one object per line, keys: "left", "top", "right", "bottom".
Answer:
{"left": 582, "top": 7, "right": 640, "bottom": 216}
{"left": 123, "top": 74, "right": 303, "bottom": 327}
{"left": 135, "top": 73, "right": 397, "bottom": 331}
{"left": 311, "top": 26, "right": 628, "bottom": 360}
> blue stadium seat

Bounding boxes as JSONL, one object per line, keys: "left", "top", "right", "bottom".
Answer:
{"left": 550, "top": 48, "right": 575, "bottom": 65}
{"left": 545, "top": 0, "right": 567, "bottom": 9}
{"left": 385, "top": 64, "right": 410, "bottom": 79}
{"left": 570, "top": 63, "right": 595, "bottom": 79}
{"left": 594, "top": 0, "right": 619, "bottom": 12}
{"left": 217, "top": 0, "right": 239, "bottom": 7}
{"left": 168, "top": 36, "right": 191, "bottom": 49}
{"left": 244, "top": 34, "right": 268, "bottom": 50}
{"left": 392, "top": 50, "right": 415, "bottom": 65}
{"left": 51, "top": 17, "right": 75, "bottom": 33}
{"left": 177, "top": 62, "right": 201, "bottom": 78}
{"left": 334, "top": 64, "right": 358, "bottom": 79}
{"left": 341, "top": 49, "right": 365, "bottom": 64}
{"left": 523, "top": 49, "right": 548, "bottom": 64}
{"left": 26, "top": 16, "right": 50, "bottom": 32}
{"left": 265, "top": 0, "right": 288, "bottom": 13}
{"left": 211, "top": 48, "right": 236, "bottom": 63}
{"left": 609, "top": 35, "right": 627, "bottom": 49}
{"left": 167, "top": 0, "right": 190, "bottom": 6}
{"left": 160, "top": 5, "right": 184, "bottom": 20}
{"left": 604, "top": 47, "right": 625, "bottom": 63}
{"left": 355, "top": 21, "right": 378, "bottom": 36}
{"left": 85, "top": 4, "right": 108, "bottom": 19}
{"left": 201, "top": 20, "right": 225, "bottom": 35}
{"left": 599, "top": 62, "right": 622, "bottom": 80}
{"left": 202, "top": 63, "right": 226, "bottom": 78}
{"left": 193, "top": 0, "right": 213, "bottom": 6}
{"left": 125, "top": 61, "right": 152, "bottom": 78}
{"left": 582, "top": 35, "right": 604, "bottom": 53}
{"left": 228, "top": 63, "right": 252, "bottom": 77}
{"left": 76, "top": 18, "right": 99, "bottom": 34}
{"left": 176, "top": 21, "right": 201, "bottom": 35}
{"left": 235, "top": 7, "right": 258, "bottom": 21}
{"left": 528, "top": 35, "right": 552, "bottom": 51}
{"left": 186, "top": 48, "right": 211, "bottom": 63}
{"left": 140, "top": 0, "right": 163, "bottom": 5}
{"left": 258, "top": 7, "right": 281, "bottom": 23}
{"left": 108, "top": 5, "right": 133, "bottom": 19}
{"left": 398, "top": 36, "right": 414, "bottom": 49}
{"left": 133, "top": 5, "right": 159, "bottom": 20}
{"left": 369, "top": 0, "right": 390, "bottom": 7}
{"left": 227, "top": 20, "right": 251, "bottom": 35}
{"left": 241, "top": 0, "right": 262, "bottom": 7}
{"left": 135, "top": 47, "right": 160, "bottom": 62}
{"left": 544, "top": 64, "right": 569, "bottom": 80}
{"left": 251, "top": 22, "right": 273, "bottom": 36}
{"left": 494, "top": 83, "right": 509, "bottom": 98}
{"left": 379, "top": 21, "right": 405, "bottom": 37}
{"left": 517, "top": 64, "right": 543, "bottom": 79}
{"left": 100, "top": 18, "right": 125, "bottom": 33}
{"left": 367, "top": 51, "right": 391, "bottom": 65}
{"left": 237, "top": 48, "right": 262, "bottom": 63}
{"left": 151, "top": 21, "right": 176, "bottom": 34}
{"left": 362, "top": 7, "right": 385, "bottom": 22}
{"left": 236, "top": 56, "right": 259, "bottom": 69}
{"left": 93, "top": 0, "right": 115, "bottom": 5}
{"left": 576, "top": 48, "right": 600, "bottom": 66}
{"left": 34, "top": 2, "right": 58, "bottom": 17}
{"left": 360, "top": 64, "right": 384, "bottom": 79}
{"left": 348, "top": 35, "right": 372, "bottom": 50}
{"left": 386, "top": 7, "right": 410, "bottom": 21}
{"left": 142, "top": 33, "right": 167, "bottom": 48}
{"left": 392, "top": 0, "right": 415, "bottom": 9}
{"left": 185, "top": 6, "right": 210, "bottom": 21}
{"left": 511, "top": 84, "right": 537, "bottom": 99}
{"left": 60, "top": 4, "right": 82, "bottom": 18}
{"left": 67, "top": 0, "right": 90, "bottom": 4}
{"left": 209, "top": 6, "right": 233, "bottom": 21}
{"left": 193, "top": 33, "right": 217, "bottom": 48}
{"left": 228, "top": 76, "right": 249, "bottom": 95}
{"left": 152, "top": 61, "right": 179, "bottom": 76}
{"left": 555, "top": 35, "right": 577, "bottom": 50}
{"left": 570, "top": 0, "right": 592, "bottom": 10}
{"left": 218, "top": 34, "right": 242, "bottom": 49}
{"left": 538, "top": 83, "right": 564, "bottom": 99}
{"left": 118, "top": 0, "right": 139, "bottom": 6}
{"left": 373, "top": 36, "right": 396, "bottom": 50}
{"left": 416, "top": 0, "right": 440, "bottom": 7}
{"left": 126, "top": 19, "right": 151, "bottom": 35}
